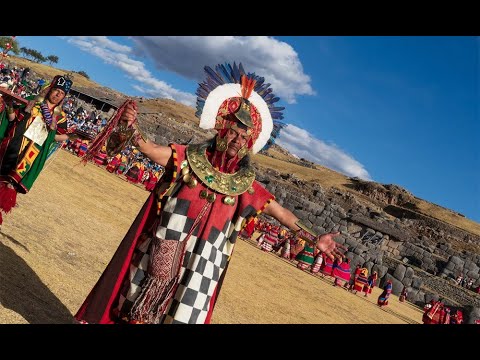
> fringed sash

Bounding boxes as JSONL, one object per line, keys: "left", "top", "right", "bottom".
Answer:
{"left": 129, "top": 200, "right": 212, "bottom": 323}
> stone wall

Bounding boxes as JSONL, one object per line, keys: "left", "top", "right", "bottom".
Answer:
{"left": 136, "top": 111, "right": 480, "bottom": 321}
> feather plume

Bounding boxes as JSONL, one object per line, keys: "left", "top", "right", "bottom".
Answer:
{"left": 241, "top": 75, "right": 256, "bottom": 99}
{"left": 196, "top": 62, "right": 285, "bottom": 153}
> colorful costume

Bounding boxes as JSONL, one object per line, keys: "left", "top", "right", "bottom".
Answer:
{"left": 106, "top": 153, "right": 121, "bottom": 173}
{"left": 144, "top": 169, "right": 160, "bottom": 191}
{"left": 310, "top": 251, "right": 323, "bottom": 273}
{"left": 320, "top": 254, "right": 335, "bottom": 277}
{"left": 422, "top": 301, "right": 451, "bottom": 324}
{"left": 75, "top": 62, "right": 286, "bottom": 324}
{"left": 332, "top": 259, "right": 351, "bottom": 286}
{"left": 295, "top": 244, "right": 316, "bottom": 270}
{"left": 366, "top": 271, "right": 378, "bottom": 295}
{"left": 353, "top": 268, "right": 369, "bottom": 293}
{"left": 261, "top": 225, "right": 280, "bottom": 252}
{"left": 243, "top": 216, "right": 256, "bottom": 238}
{"left": 377, "top": 280, "right": 392, "bottom": 306}
{"left": 125, "top": 161, "right": 144, "bottom": 183}
{"left": 0, "top": 75, "right": 72, "bottom": 224}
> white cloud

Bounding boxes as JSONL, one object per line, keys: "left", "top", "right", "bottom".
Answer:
{"left": 65, "top": 36, "right": 315, "bottom": 107}
{"left": 276, "top": 124, "right": 372, "bottom": 180}
{"left": 65, "top": 36, "right": 195, "bottom": 106}
{"left": 67, "top": 36, "right": 132, "bottom": 54}
{"left": 130, "top": 36, "right": 315, "bottom": 104}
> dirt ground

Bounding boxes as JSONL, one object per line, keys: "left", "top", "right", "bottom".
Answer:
{"left": 0, "top": 150, "right": 423, "bottom": 324}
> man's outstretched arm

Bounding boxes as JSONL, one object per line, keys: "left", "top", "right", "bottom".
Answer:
{"left": 263, "top": 199, "right": 346, "bottom": 259}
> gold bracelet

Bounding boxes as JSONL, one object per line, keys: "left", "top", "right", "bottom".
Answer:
{"left": 132, "top": 122, "right": 147, "bottom": 142}
{"left": 295, "top": 220, "right": 318, "bottom": 244}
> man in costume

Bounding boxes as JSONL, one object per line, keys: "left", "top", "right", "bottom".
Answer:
{"left": 75, "top": 63, "right": 345, "bottom": 324}
{"left": 0, "top": 74, "right": 72, "bottom": 224}
{"left": 332, "top": 257, "right": 351, "bottom": 287}
{"left": 377, "top": 280, "right": 393, "bottom": 307}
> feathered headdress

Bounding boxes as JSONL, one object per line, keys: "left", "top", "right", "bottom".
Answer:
{"left": 195, "top": 62, "right": 286, "bottom": 153}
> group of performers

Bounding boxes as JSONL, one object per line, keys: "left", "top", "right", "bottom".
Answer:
{"left": 422, "top": 300, "right": 464, "bottom": 324}
{"left": 249, "top": 218, "right": 396, "bottom": 306}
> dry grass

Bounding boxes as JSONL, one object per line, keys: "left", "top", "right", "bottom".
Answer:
{"left": 0, "top": 150, "right": 423, "bottom": 324}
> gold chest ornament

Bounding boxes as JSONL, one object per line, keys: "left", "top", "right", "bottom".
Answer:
{"left": 183, "top": 143, "right": 256, "bottom": 205}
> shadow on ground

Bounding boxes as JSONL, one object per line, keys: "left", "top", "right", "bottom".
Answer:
{"left": 0, "top": 238, "right": 75, "bottom": 324}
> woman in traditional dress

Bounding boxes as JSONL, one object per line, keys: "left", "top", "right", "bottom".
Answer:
{"left": 377, "top": 280, "right": 393, "bottom": 307}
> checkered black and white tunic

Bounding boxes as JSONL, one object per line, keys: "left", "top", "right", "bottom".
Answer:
{"left": 115, "top": 144, "right": 274, "bottom": 324}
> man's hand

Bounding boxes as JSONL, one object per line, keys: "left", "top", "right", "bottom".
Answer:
{"left": 68, "top": 133, "right": 79, "bottom": 141}
{"left": 120, "top": 101, "right": 138, "bottom": 128}
{"left": 315, "top": 232, "right": 347, "bottom": 260}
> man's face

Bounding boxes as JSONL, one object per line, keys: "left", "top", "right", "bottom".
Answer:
{"left": 48, "top": 88, "right": 66, "bottom": 105}
{"left": 224, "top": 126, "right": 250, "bottom": 158}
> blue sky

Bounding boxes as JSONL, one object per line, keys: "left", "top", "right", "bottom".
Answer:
{"left": 14, "top": 36, "right": 479, "bottom": 223}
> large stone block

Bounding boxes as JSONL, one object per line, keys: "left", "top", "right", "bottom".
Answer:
{"left": 364, "top": 261, "right": 374, "bottom": 274}
{"left": 414, "top": 290, "right": 425, "bottom": 306}
{"left": 382, "top": 273, "right": 404, "bottom": 296}
{"left": 464, "top": 306, "right": 480, "bottom": 324}
{"left": 424, "top": 292, "right": 440, "bottom": 304}
{"left": 293, "top": 209, "right": 309, "bottom": 220}
{"left": 464, "top": 260, "right": 479, "bottom": 272}
{"left": 467, "top": 271, "right": 479, "bottom": 280}
{"left": 393, "top": 264, "right": 407, "bottom": 282}
{"left": 351, "top": 255, "right": 366, "bottom": 268}
{"left": 353, "top": 246, "right": 366, "bottom": 255}
{"left": 450, "top": 256, "right": 465, "bottom": 266}
{"left": 445, "top": 261, "right": 455, "bottom": 271}
{"left": 346, "top": 237, "right": 360, "bottom": 248}
{"left": 411, "top": 276, "right": 423, "bottom": 289}
{"left": 308, "top": 214, "right": 317, "bottom": 224}
{"left": 405, "top": 266, "right": 415, "bottom": 279}
{"left": 335, "top": 235, "right": 347, "bottom": 245}
{"left": 372, "top": 264, "right": 388, "bottom": 279}
{"left": 407, "top": 289, "right": 420, "bottom": 304}
{"left": 373, "top": 255, "right": 383, "bottom": 265}
{"left": 405, "top": 248, "right": 415, "bottom": 257}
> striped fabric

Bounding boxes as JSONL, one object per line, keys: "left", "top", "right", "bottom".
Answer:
{"left": 354, "top": 269, "right": 369, "bottom": 292}
{"left": 296, "top": 244, "right": 315, "bottom": 270}
{"left": 332, "top": 261, "right": 351, "bottom": 284}
{"left": 311, "top": 253, "right": 323, "bottom": 273}
{"left": 320, "top": 255, "right": 334, "bottom": 276}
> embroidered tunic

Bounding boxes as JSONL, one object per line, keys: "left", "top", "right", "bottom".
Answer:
{"left": 0, "top": 101, "right": 67, "bottom": 192}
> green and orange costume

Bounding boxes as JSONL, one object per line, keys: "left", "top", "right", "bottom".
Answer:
{"left": 0, "top": 75, "right": 71, "bottom": 224}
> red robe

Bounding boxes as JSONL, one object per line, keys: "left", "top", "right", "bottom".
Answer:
{"left": 75, "top": 143, "right": 274, "bottom": 324}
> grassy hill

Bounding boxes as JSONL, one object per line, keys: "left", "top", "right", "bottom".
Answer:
{"left": 7, "top": 56, "right": 480, "bottom": 237}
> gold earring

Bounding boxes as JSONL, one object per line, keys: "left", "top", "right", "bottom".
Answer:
{"left": 237, "top": 146, "right": 248, "bottom": 159}
{"left": 216, "top": 137, "right": 228, "bottom": 152}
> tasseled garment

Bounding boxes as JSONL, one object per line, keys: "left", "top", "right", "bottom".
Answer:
{"left": 0, "top": 182, "right": 17, "bottom": 225}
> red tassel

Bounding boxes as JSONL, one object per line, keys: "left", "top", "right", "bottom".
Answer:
{"left": 81, "top": 99, "right": 135, "bottom": 165}
{"left": 0, "top": 182, "right": 18, "bottom": 224}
